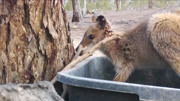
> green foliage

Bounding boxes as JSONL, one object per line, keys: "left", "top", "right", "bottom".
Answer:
{"left": 153, "top": 0, "right": 177, "bottom": 8}
{"left": 66, "top": 0, "right": 113, "bottom": 11}
{"left": 65, "top": 0, "right": 179, "bottom": 11}
{"left": 65, "top": 0, "right": 72, "bottom": 11}
{"left": 125, "top": 0, "right": 148, "bottom": 10}
{"left": 86, "top": 0, "right": 113, "bottom": 11}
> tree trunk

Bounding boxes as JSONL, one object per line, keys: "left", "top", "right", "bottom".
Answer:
{"left": 83, "top": 0, "right": 87, "bottom": 16}
{"left": 115, "top": 0, "right": 121, "bottom": 11}
{"left": 148, "top": 0, "right": 153, "bottom": 8}
{"left": 0, "top": 0, "right": 74, "bottom": 84}
{"left": 72, "top": 0, "right": 82, "bottom": 22}
{"left": 77, "top": 0, "right": 83, "bottom": 19}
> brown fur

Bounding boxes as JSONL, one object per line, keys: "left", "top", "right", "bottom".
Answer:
{"left": 148, "top": 13, "right": 180, "bottom": 77}
{"left": 77, "top": 13, "right": 180, "bottom": 82}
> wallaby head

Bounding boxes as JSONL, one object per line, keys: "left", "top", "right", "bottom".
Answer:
{"left": 76, "top": 15, "right": 110, "bottom": 54}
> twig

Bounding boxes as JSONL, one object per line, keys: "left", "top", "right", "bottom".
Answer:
{"left": 51, "top": 32, "right": 124, "bottom": 84}
{"left": 72, "top": 44, "right": 83, "bottom": 60}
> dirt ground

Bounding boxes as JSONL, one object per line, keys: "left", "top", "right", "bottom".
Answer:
{"left": 67, "top": 8, "right": 169, "bottom": 48}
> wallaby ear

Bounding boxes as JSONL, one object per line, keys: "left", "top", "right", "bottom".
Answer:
{"left": 96, "top": 15, "right": 107, "bottom": 29}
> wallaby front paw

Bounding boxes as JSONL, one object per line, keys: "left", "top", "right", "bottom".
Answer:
{"left": 113, "top": 74, "right": 127, "bottom": 82}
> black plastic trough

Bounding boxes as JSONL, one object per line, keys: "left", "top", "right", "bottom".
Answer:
{"left": 57, "top": 56, "right": 180, "bottom": 101}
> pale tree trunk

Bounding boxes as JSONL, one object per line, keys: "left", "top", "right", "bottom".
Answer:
{"left": 0, "top": 0, "right": 74, "bottom": 84}
{"left": 83, "top": 0, "right": 87, "bottom": 16}
{"left": 119, "top": 1, "right": 122, "bottom": 10}
{"left": 72, "top": 0, "right": 82, "bottom": 22}
{"left": 148, "top": 0, "right": 153, "bottom": 8}
{"left": 77, "top": 0, "right": 83, "bottom": 19}
{"left": 116, "top": 0, "right": 122, "bottom": 11}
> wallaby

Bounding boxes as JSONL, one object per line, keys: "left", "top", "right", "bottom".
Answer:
{"left": 76, "top": 12, "right": 180, "bottom": 82}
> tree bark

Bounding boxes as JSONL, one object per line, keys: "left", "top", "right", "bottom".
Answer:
{"left": 72, "top": 0, "right": 82, "bottom": 22}
{"left": 0, "top": 0, "right": 74, "bottom": 84}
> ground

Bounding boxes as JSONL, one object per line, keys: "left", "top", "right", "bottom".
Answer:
{"left": 67, "top": 8, "right": 168, "bottom": 48}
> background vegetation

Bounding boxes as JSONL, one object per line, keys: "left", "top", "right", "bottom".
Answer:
{"left": 66, "top": 0, "right": 180, "bottom": 11}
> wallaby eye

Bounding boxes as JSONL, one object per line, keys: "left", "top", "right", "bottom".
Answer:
{"left": 88, "top": 34, "right": 95, "bottom": 39}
